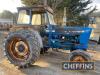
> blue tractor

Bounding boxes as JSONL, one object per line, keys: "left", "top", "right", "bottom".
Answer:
{"left": 4, "top": 5, "right": 92, "bottom": 67}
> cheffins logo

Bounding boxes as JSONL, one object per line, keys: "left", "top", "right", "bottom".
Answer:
{"left": 62, "top": 62, "right": 94, "bottom": 70}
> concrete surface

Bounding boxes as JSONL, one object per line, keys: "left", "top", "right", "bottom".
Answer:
{"left": 0, "top": 33, "right": 100, "bottom": 75}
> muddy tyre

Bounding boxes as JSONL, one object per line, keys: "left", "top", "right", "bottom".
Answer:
{"left": 4, "top": 30, "right": 42, "bottom": 67}
{"left": 69, "top": 50, "right": 91, "bottom": 62}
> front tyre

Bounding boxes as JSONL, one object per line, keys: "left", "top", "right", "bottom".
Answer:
{"left": 69, "top": 50, "right": 91, "bottom": 62}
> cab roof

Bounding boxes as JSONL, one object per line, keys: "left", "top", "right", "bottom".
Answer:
{"left": 17, "top": 5, "right": 53, "bottom": 14}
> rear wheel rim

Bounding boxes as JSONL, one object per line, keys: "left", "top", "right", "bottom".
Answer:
{"left": 7, "top": 37, "right": 30, "bottom": 61}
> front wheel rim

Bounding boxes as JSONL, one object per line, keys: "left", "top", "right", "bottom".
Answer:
{"left": 71, "top": 55, "right": 87, "bottom": 62}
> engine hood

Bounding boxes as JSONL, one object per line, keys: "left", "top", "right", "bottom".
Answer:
{"left": 51, "top": 25, "right": 92, "bottom": 35}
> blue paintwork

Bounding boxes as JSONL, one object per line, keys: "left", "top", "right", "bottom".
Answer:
{"left": 44, "top": 25, "right": 92, "bottom": 50}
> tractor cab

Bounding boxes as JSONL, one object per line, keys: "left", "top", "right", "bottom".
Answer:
{"left": 17, "top": 6, "right": 56, "bottom": 27}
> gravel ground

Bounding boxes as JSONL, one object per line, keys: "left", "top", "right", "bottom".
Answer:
{"left": 0, "top": 32, "right": 100, "bottom": 75}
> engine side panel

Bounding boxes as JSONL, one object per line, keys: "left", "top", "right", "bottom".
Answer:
{"left": 45, "top": 25, "right": 92, "bottom": 50}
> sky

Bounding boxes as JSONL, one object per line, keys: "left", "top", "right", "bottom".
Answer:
{"left": 0, "top": 0, "right": 22, "bottom": 12}
{"left": 0, "top": 0, "right": 100, "bottom": 13}
{"left": 92, "top": 0, "right": 100, "bottom": 11}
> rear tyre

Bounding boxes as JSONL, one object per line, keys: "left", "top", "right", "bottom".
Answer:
{"left": 4, "top": 30, "right": 41, "bottom": 67}
{"left": 69, "top": 50, "right": 91, "bottom": 62}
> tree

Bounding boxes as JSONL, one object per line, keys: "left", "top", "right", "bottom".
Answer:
{"left": 21, "top": 0, "right": 96, "bottom": 26}
{"left": 0, "top": 10, "right": 17, "bottom": 24}
{"left": 21, "top": 0, "right": 39, "bottom": 6}
{"left": 58, "top": 0, "right": 95, "bottom": 18}
{"left": 21, "top": 0, "right": 63, "bottom": 12}
{"left": 0, "top": 10, "right": 13, "bottom": 19}
{"left": 58, "top": 0, "right": 96, "bottom": 26}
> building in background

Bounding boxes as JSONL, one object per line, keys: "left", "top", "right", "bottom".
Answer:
{"left": 0, "top": 19, "right": 14, "bottom": 24}
{"left": 89, "top": 15, "right": 100, "bottom": 41}
{"left": 0, "top": 19, "right": 13, "bottom": 31}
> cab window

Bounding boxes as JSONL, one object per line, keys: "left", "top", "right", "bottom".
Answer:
{"left": 31, "top": 13, "right": 48, "bottom": 25}
{"left": 32, "top": 14, "right": 41, "bottom": 25}
{"left": 17, "top": 10, "right": 30, "bottom": 24}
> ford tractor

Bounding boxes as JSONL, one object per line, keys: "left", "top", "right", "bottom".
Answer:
{"left": 3, "top": 5, "right": 92, "bottom": 67}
